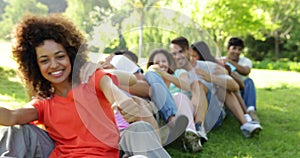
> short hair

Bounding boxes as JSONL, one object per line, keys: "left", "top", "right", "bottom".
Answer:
{"left": 171, "top": 36, "right": 189, "bottom": 51}
{"left": 227, "top": 37, "right": 244, "bottom": 49}
{"left": 11, "top": 14, "right": 88, "bottom": 98}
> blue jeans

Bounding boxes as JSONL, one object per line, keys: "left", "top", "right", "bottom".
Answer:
{"left": 241, "top": 78, "right": 257, "bottom": 110}
{"left": 144, "top": 71, "right": 177, "bottom": 123}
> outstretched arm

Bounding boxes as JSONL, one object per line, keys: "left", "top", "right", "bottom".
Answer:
{"left": 80, "top": 62, "right": 137, "bottom": 86}
{"left": 0, "top": 106, "right": 38, "bottom": 126}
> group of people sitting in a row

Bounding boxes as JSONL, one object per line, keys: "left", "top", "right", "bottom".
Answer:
{"left": 0, "top": 14, "right": 262, "bottom": 158}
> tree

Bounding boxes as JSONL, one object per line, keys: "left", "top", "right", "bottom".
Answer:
{"left": 200, "top": 0, "right": 270, "bottom": 54}
{"left": 64, "top": 0, "right": 112, "bottom": 34}
{"left": 264, "top": 0, "right": 299, "bottom": 60}
{"left": 0, "top": 0, "right": 8, "bottom": 21}
{"left": 120, "top": 0, "right": 159, "bottom": 60}
{"left": 0, "top": 0, "right": 48, "bottom": 39}
{"left": 38, "top": 0, "right": 67, "bottom": 13}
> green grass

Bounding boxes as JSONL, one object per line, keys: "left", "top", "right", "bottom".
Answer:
{"left": 1, "top": 41, "right": 300, "bottom": 157}
{"left": 167, "top": 84, "right": 300, "bottom": 157}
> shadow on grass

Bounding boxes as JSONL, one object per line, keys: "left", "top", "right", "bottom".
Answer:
{"left": 0, "top": 66, "right": 28, "bottom": 102}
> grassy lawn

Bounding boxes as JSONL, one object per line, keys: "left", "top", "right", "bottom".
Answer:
{"left": 1, "top": 41, "right": 300, "bottom": 157}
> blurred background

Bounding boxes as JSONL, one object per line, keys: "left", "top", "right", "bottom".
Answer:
{"left": 0, "top": 0, "right": 299, "bottom": 70}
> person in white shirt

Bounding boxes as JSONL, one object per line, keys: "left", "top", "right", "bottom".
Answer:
{"left": 220, "top": 37, "right": 260, "bottom": 122}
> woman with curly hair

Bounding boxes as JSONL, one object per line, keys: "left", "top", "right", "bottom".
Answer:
{"left": 0, "top": 14, "right": 168, "bottom": 158}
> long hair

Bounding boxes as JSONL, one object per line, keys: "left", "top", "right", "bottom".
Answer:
{"left": 147, "top": 48, "right": 176, "bottom": 74}
{"left": 11, "top": 14, "right": 88, "bottom": 98}
{"left": 191, "top": 41, "right": 217, "bottom": 63}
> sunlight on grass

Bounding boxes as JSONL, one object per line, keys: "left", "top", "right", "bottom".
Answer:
{"left": 0, "top": 94, "right": 25, "bottom": 109}
{"left": 8, "top": 76, "right": 22, "bottom": 83}
{"left": 268, "top": 104, "right": 287, "bottom": 112}
{"left": 0, "top": 41, "right": 17, "bottom": 69}
{"left": 250, "top": 69, "right": 300, "bottom": 88}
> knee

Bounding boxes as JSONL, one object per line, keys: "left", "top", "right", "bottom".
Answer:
{"left": 144, "top": 71, "right": 158, "bottom": 79}
{"left": 198, "top": 81, "right": 209, "bottom": 94}
{"left": 244, "top": 78, "right": 255, "bottom": 89}
{"left": 127, "top": 121, "right": 153, "bottom": 132}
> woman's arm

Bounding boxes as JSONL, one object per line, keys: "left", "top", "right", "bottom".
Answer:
{"left": 0, "top": 106, "right": 38, "bottom": 126}
{"left": 230, "top": 71, "right": 245, "bottom": 90}
{"left": 106, "top": 69, "right": 137, "bottom": 86}
{"left": 149, "top": 65, "right": 190, "bottom": 91}
{"left": 160, "top": 70, "right": 190, "bottom": 91}
{"left": 99, "top": 75, "right": 156, "bottom": 129}
{"left": 119, "top": 80, "right": 150, "bottom": 98}
{"left": 195, "top": 67, "right": 239, "bottom": 91}
{"left": 80, "top": 62, "right": 137, "bottom": 86}
{"left": 99, "top": 75, "right": 139, "bottom": 123}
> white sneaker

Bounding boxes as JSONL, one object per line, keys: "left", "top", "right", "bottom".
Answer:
{"left": 244, "top": 114, "right": 252, "bottom": 122}
{"left": 196, "top": 126, "right": 208, "bottom": 144}
{"left": 240, "top": 122, "right": 263, "bottom": 138}
{"left": 247, "top": 106, "right": 260, "bottom": 123}
{"left": 183, "top": 129, "right": 202, "bottom": 152}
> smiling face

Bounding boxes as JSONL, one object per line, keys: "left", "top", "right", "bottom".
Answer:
{"left": 170, "top": 43, "right": 189, "bottom": 68}
{"left": 227, "top": 45, "right": 243, "bottom": 62}
{"left": 153, "top": 53, "right": 169, "bottom": 72}
{"left": 189, "top": 49, "right": 200, "bottom": 66}
{"left": 36, "top": 40, "right": 71, "bottom": 87}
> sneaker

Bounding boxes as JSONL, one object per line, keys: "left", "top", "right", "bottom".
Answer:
{"left": 195, "top": 123, "right": 208, "bottom": 144}
{"left": 163, "top": 115, "right": 189, "bottom": 147}
{"left": 248, "top": 110, "right": 260, "bottom": 123}
{"left": 240, "top": 121, "right": 263, "bottom": 138}
{"left": 182, "top": 129, "right": 202, "bottom": 152}
{"left": 244, "top": 114, "right": 252, "bottom": 122}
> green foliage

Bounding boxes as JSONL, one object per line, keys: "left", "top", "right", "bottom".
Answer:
{"left": 0, "top": 0, "right": 48, "bottom": 39}
{"left": 253, "top": 60, "right": 300, "bottom": 72}
{"left": 0, "top": 67, "right": 28, "bottom": 108}
{"left": 64, "top": 0, "right": 112, "bottom": 34}
{"left": 38, "top": 0, "right": 67, "bottom": 13}
{"left": 0, "top": 0, "right": 7, "bottom": 21}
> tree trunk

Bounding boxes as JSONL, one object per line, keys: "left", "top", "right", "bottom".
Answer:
{"left": 138, "top": 10, "right": 145, "bottom": 60}
{"left": 274, "top": 30, "right": 280, "bottom": 61}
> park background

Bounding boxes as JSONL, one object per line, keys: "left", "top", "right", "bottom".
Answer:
{"left": 0, "top": 0, "right": 300, "bottom": 157}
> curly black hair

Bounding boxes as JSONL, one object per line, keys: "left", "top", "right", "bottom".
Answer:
{"left": 11, "top": 14, "right": 88, "bottom": 98}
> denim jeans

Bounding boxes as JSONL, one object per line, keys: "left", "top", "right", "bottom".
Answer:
{"left": 241, "top": 78, "right": 257, "bottom": 110}
{"left": 144, "top": 71, "right": 177, "bottom": 123}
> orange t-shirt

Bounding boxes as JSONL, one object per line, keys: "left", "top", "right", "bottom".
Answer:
{"left": 32, "top": 70, "right": 120, "bottom": 158}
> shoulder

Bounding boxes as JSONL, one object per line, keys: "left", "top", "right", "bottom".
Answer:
{"left": 239, "top": 56, "right": 251, "bottom": 63}
{"left": 238, "top": 56, "right": 252, "bottom": 67}
{"left": 94, "top": 69, "right": 119, "bottom": 85}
